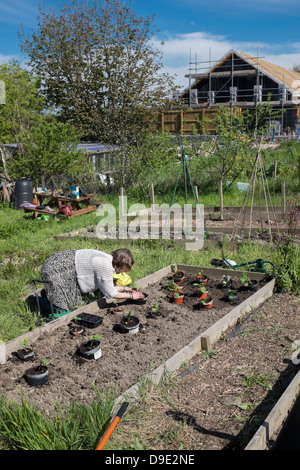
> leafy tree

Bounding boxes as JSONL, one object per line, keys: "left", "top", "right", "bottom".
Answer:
{"left": 18, "top": 0, "right": 176, "bottom": 144}
{"left": 0, "top": 60, "right": 45, "bottom": 143}
{"left": 106, "top": 131, "right": 178, "bottom": 193}
{"left": 6, "top": 118, "right": 93, "bottom": 187}
{"left": 187, "top": 101, "right": 282, "bottom": 213}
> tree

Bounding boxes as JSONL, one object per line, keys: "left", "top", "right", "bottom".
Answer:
{"left": 6, "top": 118, "right": 93, "bottom": 187}
{"left": 188, "top": 101, "right": 282, "bottom": 216}
{"left": 0, "top": 60, "right": 45, "bottom": 143}
{"left": 18, "top": 0, "right": 176, "bottom": 144}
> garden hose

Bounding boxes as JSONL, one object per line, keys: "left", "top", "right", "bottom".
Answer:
{"left": 96, "top": 402, "right": 129, "bottom": 450}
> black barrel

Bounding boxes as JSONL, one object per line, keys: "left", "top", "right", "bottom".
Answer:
{"left": 14, "top": 179, "right": 33, "bottom": 210}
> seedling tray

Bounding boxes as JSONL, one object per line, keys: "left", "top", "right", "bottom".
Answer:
{"left": 74, "top": 312, "right": 103, "bottom": 329}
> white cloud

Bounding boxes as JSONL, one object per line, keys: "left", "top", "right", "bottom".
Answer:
{"left": 0, "top": 53, "right": 17, "bottom": 64}
{"left": 0, "top": 0, "right": 39, "bottom": 24}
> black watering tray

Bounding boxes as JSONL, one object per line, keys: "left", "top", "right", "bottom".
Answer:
{"left": 74, "top": 312, "right": 104, "bottom": 329}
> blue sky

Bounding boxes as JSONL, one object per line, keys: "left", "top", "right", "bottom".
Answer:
{"left": 1, "top": 0, "right": 300, "bottom": 89}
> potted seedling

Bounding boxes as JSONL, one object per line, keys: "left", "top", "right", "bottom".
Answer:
{"left": 16, "top": 338, "right": 34, "bottom": 361}
{"left": 196, "top": 270, "right": 208, "bottom": 286}
{"left": 24, "top": 359, "right": 50, "bottom": 386}
{"left": 167, "top": 281, "right": 183, "bottom": 294}
{"left": 219, "top": 275, "right": 232, "bottom": 289}
{"left": 171, "top": 286, "right": 184, "bottom": 304}
{"left": 172, "top": 270, "right": 185, "bottom": 284}
{"left": 151, "top": 302, "right": 160, "bottom": 314}
{"left": 240, "top": 272, "right": 258, "bottom": 291}
{"left": 69, "top": 316, "right": 84, "bottom": 336}
{"left": 199, "top": 296, "right": 213, "bottom": 309}
{"left": 226, "top": 289, "right": 238, "bottom": 304}
{"left": 78, "top": 334, "right": 102, "bottom": 360}
{"left": 193, "top": 284, "right": 208, "bottom": 300}
{"left": 120, "top": 311, "right": 140, "bottom": 334}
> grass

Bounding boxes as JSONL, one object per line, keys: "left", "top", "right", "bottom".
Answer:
{"left": 0, "top": 386, "right": 116, "bottom": 450}
{"left": 0, "top": 187, "right": 299, "bottom": 342}
{"left": 0, "top": 139, "right": 299, "bottom": 450}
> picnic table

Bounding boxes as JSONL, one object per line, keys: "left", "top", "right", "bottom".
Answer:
{"left": 23, "top": 191, "right": 104, "bottom": 219}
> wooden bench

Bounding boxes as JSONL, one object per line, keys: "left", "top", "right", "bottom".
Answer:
{"left": 23, "top": 193, "right": 106, "bottom": 219}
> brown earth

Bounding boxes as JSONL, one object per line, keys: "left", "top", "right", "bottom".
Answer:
{"left": 108, "top": 292, "right": 300, "bottom": 451}
{"left": 0, "top": 271, "right": 268, "bottom": 414}
{"left": 1, "top": 271, "right": 299, "bottom": 451}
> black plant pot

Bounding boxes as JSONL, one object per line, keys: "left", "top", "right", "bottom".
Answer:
{"left": 24, "top": 365, "right": 49, "bottom": 386}
{"left": 226, "top": 292, "right": 238, "bottom": 304}
{"left": 78, "top": 340, "right": 102, "bottom": 360}
{"left": 133, "top": 293, "right": 148, "bottom": 305}
{"left": 248, "top": 280, "right": 258, "bottom": 291}
{"left": 16, "top": 348, "right": 34, "bottom": 362}
{"left": 241, "top": 280, "right": 258, "bottom": 292}
{"left": 219, "top": 280, "right": 233, "bottom": 290}
{"left": 120, "top": 315, "right": 140, "bottom": 334}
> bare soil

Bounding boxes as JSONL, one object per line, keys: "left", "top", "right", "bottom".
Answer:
{"left": 110, "top": 292, "right": 299, "bottom": 451}
{"left": 0, "top": 271, "right": 268, "bottom": 415}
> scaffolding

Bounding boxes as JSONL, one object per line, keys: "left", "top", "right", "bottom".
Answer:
{"left": 183, "top": 48, "right": 299, "bottom": 134}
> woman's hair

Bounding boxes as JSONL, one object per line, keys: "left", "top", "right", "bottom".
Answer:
{"left": 111, "top": 249, "right": 134, "bottom": 273}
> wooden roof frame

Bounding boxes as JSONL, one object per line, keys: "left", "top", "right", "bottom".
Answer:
{"left": 182, "top": 49, "right": 300, "bottom": 98}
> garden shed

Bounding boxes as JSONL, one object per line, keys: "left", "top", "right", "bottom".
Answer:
{"left": 77, "top": 142, "right": 119, "bottom": 181}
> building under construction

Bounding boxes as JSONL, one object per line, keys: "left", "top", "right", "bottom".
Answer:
{"left": 159, "top": 49, "right": 300, "bottom": 136}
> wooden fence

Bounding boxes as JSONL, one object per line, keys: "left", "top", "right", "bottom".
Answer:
{"left": 154, "top": 109, "right": 218, "bottom": 135}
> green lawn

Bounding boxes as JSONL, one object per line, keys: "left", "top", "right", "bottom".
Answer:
{"left": 0, "top": 191, "right": 299, "bottom": 343}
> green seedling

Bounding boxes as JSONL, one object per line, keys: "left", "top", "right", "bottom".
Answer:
{"left": 19, "top": 338, "right": 30, "bottom": 348}
{"left": 200, "top": 297, "right": 211, "bottom": 305}
{"left": 90, "top": 334, "right": 102, "bottom": 342}
{"left": 38, "top": 359, "right": 50, "bottom": 372}
{"left": 193, "top": 284, "right": 207, "bottom": 294}
{"left": 221, "top": 275, "right": 231, "bottom": 287}
{"left": 167, "top": 283, "right": 178, "bottom": 292}
{"left": 170, "top": 285, "right": 183, "bottom": 298}
{"left": 240, "top": 272, "right": 251, "bottom": 287}
{"left": 173, "top": 291, "right": 183, "bottom": 299}
{"left": 243, "top": 370, "right": 272, "bottom": 391}
{"left": 165, "top": 280, "right": 178, "bottom": 290}
{"left": 197, "top": 270, "right": 204, "bottom": 276}
{"left": 228, "top": 290, "right": 237, "bottom": 301}
{"left": 152, "top": 302, "right": 160, "bottom": 313}
{"left": 124, "top": 310, "right": 134, "bottom": 317}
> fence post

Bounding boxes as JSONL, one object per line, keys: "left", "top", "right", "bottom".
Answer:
{"left": 120, "top": 187, "right": 124, "bottom": 217}
{"left": 219, "top": 180, "right": 223, "bottom": 221}
{"left": 281, "top": 181, "right": 286, "bottom": 214}
{"left": 150, "top": 183, "right": 155, "bottom": 210}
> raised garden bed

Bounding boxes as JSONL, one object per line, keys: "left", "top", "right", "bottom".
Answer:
{"left": 0, "top": 265, "right": 274, "bottom": 418}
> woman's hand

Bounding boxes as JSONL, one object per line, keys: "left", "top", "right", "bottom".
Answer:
{"left": 114, "top": 288, "right": 144, "bottom": 300}
{"left": 131, "top": 291, "right": 145, "bottom": 300}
